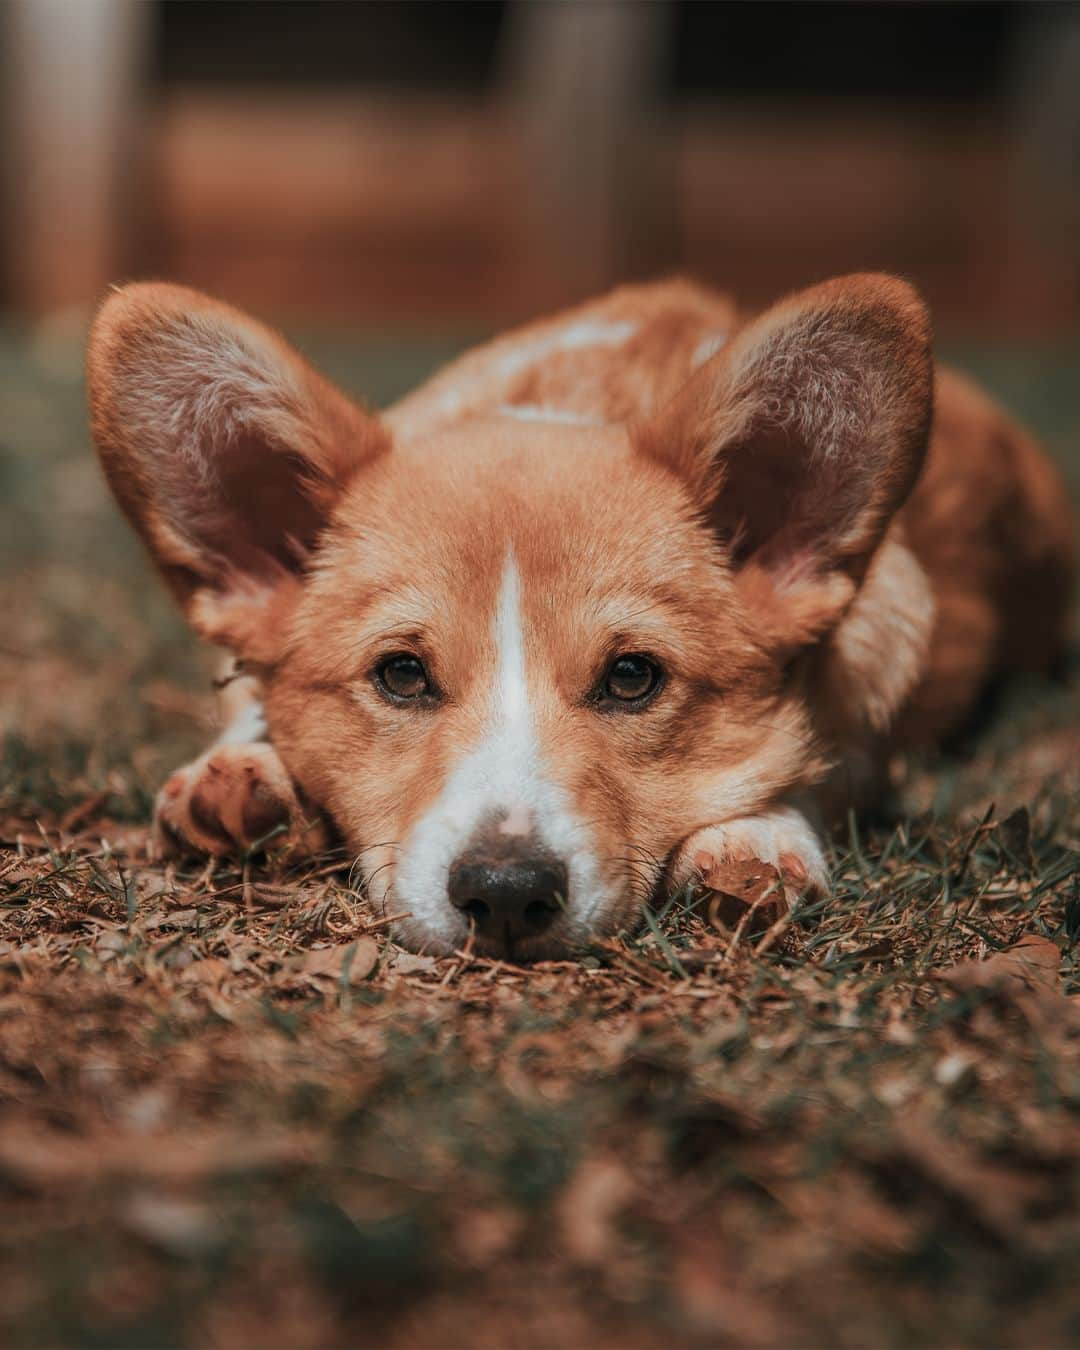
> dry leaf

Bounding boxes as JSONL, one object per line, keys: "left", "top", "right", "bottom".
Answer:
{"left": 297, "top": 937, "right": 378, "bottom": 985}
{"left": 159, "top": 908, "right": 198, "bottom": 929}
{"left": 942, "top": 934, "right": 1061, "bottom": 997}
{"left": 700, "top": 858, "right": 786, "bottom": 933}
{"left": 678, "top": 946, "right": 725, "bottom": 971}
{"left": 993, "top": 805, "right": 1032, "bottom": 864}
{"left": 390, "top": 952, "right": 440, "bottom": 975}
{"left": 135, "top": 873, "right": 174, "bottom": 902}
{"left": 0, "top": 864, "right": 41, "bottom": 887}
{"left": 178, "top": 956, "right": 230, "bottom": 987}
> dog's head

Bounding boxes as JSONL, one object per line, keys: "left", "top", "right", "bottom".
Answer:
{"left": 88, "top": 276, "right": 932, "bottom": 956}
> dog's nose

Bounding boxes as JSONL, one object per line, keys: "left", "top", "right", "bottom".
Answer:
{"left": 448, "top": 850, "right": 567, "bottom": 944}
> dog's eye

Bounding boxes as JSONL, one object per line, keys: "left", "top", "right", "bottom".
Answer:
{"left": 375, "top": 654, "right": 432, "bottom": 702}
{"left": 599, "top": 653, "right": 663, "bottom": 706}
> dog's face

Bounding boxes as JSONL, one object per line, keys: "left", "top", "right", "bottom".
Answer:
{"left": 88, "top": 277, "right": 932, "bottom": 956}
{"left": 264, "top": 422, "right": 803, "bottom": 955}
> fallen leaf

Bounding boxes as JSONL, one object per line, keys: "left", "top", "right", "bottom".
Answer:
{"left": 699, "top": 859, "right": 786, "bottom": 933}
{"left": 297, "top": 937, "right": 379, "bottom": 985}
{"left": 136, "top": 873, "right": 174, "bottom": 902}
{"left": 179, "top": 956, "right": 230, "bottom": 987}
{"left": 993, "top": 805, "right": 1032, "bottom": 866}
{"left": 157, "top": 907, "right": 198, "bottom": 929}
{"left": 0, "top": 864, "right": 41, "bottom": 887}
{"left": 678, "top": 946, "right": 725, "bottom": 971}
{"left": 942, "top": 934, "right": 1061, "bottom": 997}
{"left": 390, "top": 952, "right": 440, "bottom": 975}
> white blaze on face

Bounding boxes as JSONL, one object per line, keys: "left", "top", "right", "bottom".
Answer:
{"left": 391, "top": 553, "right": 608, "bottom": 948}
{"left": 494, "top": 556, "right": 529, "bottom": 732}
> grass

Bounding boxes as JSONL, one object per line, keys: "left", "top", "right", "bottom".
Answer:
{"left": 0, "top": 319, "right": 1077, "bottom": 1348}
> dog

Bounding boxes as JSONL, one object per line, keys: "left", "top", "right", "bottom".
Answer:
{"left": 87, "top": 275, "right": 1073, "bottom": 958}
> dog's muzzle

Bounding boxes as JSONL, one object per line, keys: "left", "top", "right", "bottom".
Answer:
{"left": 447, "top": 821, "right": 568, "bottom": 947}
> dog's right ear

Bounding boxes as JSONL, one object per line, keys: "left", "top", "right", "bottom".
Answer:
{"left": 87, "top": 283, "right": 388, "bottom": 664}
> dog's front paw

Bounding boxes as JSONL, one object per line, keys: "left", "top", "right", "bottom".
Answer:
{"left": 670, "top": 807, "right": 828, "bottom": 907}
{"left": 154, "top": 742, "right": 325, "bottom": 858}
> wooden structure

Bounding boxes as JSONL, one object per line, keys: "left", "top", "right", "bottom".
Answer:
{"left": 3, "top": 1, "right": 1079, "bottom": 334}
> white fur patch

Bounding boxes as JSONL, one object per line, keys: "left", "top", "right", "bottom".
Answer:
{"left": 555, "top": 318, "right": 639, "bottom": 351}
{"left": 391, "top": 554, "right": 609, "bottom": 948}
{"left": 216, "top": 700, "right": 268, "bottom": 746}
{"left": 692, "top": 331, "right": 728, "bottom": 369}
{"left": 494, "top": 554, "right": 529, "bottom": 727}
{"left": 831, "top": 538, "right": 935, "bottom": 733}
{"left": 496, "top": 319, "right": 638, "bottom": 380}
{"left": 496, "top": 403, "right": 604, "bottom": 427}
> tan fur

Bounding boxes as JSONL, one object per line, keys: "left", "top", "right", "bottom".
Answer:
{"left": 87, "top": 276, "right": 1074, "bottom": 955}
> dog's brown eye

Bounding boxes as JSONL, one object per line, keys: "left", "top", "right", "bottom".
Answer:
{"left": 376, "top": 654, "right": 431, "bottom": 702}
{"left": 601, "top": 654, "right": 662, "bottom": 705}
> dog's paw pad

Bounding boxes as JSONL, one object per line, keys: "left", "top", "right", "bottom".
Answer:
{"left": 154, "top": 743, "right": 300, "bottom": 858}
{"left": 672, "top": 816, "right": 827, "bottom": 913}
{"left": 240, "top": 779, "right": 295, "bottom": 841}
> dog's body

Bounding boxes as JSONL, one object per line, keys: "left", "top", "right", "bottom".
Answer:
{"left": 88, "top": 276, "right": 1073, "bottom": 957}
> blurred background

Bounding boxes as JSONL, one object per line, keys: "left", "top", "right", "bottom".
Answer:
{"left": 1, "top": 0, "right": 1078, "bottom": 773}
{"left": 2, "top": 0, "right": 1080, "bottom": 334}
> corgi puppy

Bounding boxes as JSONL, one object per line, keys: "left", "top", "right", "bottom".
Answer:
{"left": 87, "top": 276, "right": 1073, "bottom": 958}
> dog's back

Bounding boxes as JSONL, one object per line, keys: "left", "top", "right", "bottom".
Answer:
{"left": 896, "top": 368, "right": 1073, "bottom": 742}
{"left": 386, "top": 278, "right": 738, "bottom": 441}
{"left": 390, "top": 277, "right": 1073, "bottom": 747}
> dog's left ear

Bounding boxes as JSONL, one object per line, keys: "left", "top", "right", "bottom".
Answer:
{"left": 637, "top": 273, "right": 933, "bottom": 647}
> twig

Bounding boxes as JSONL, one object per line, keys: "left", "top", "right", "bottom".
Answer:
{"left": 721, "top": 878, "right": 783, "bottom": 965}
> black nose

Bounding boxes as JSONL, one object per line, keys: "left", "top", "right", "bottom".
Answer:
{"left": 448, "top": 851, "right": 568, "bottom": 944}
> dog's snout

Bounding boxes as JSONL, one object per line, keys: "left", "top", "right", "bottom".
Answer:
{"left": 448, "top": 844, "right": 567, "bottom": 945}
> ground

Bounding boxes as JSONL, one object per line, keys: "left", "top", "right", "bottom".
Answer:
{"left": 1, "top": 320, "right": 1077, "bottom": 1349}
